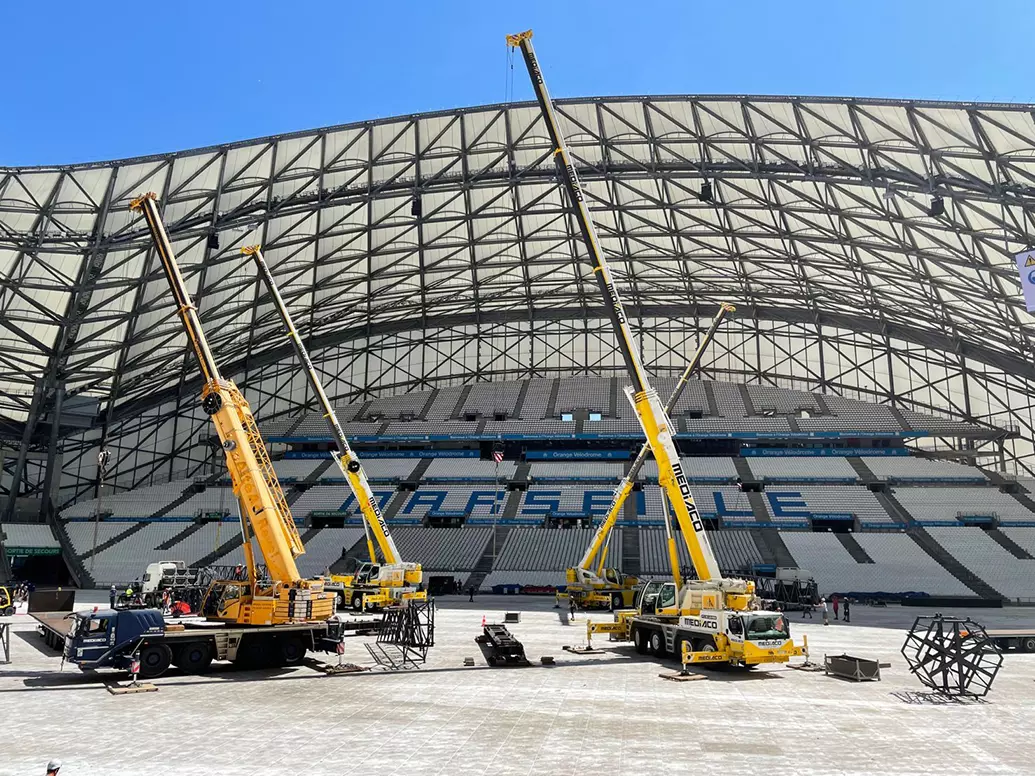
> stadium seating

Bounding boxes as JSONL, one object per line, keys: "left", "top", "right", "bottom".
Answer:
{"left": 779, "top": 532, "right": 972, "bottom": 597}
{"left": 638, "top": 529, "right": 762, "bottom": 574}
{"left": 745, "top": 456, "right": 858, "bottom": 483}
{"left": 491, "top": 528, "right": 617, "bottom": 571}
{"left": 362, "top": 392, "right": 429, "bottom": 420}
{"left": 756, "top": 487, "right": 893, "bottom": 526}
{"left": 641, "top": 457, "right": 738, "bottom": 483}
{"left": 528, "top": 462, "right": 624, "bottom": 482}
{"left": 926, "top": 527, "right": 1035, "bottom": 599}
{"left": 1000, "top": 526, "right": 1035, "bottom": 556}
{"left": 555, "top": 377, "right": 611, "bottom": 415}
{"left": 892, "top": 487, "right": 1035, "bottom": 525}
{"left": 423, "top": 458, "right": 517, "bottom": 481}
{"left": 424, "top": 386, "right": 466, "bottom": 421}
{"left": 460, "top": 382, "right": 522, "bottom": 418}
{"left": 391, "top": 527, "right": 493, "bottom": 570}
{"left": 396, "top": 487, "right": 507, "bottom": 518}
{"left": 1, "top": 523, "right": 59, "bottom": 549}
{"left": 272, "top": 458, "right": 323, "bottom": 482}
{"left": 861, "top": 456, "right": 987, "bottom": 483}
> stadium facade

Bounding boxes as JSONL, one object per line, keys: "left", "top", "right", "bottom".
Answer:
{"left": 2, "top": 95, "right": 1035, "bottom": 509}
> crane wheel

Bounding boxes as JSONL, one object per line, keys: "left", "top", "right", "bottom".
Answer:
{"left": 633, "top": 626, "right": 648, "bottom": 655}
{"left": 610, "top": 593, "right": 622, "bottom": 610}
{"left": 174, "top": 642, "right": 213, "bottom": 674}
{"left": 350, "top": 592, "right": 365, "bottom": 612}
{"left": 1022, "top": 637, "right": 1035, "bottom": 653}
{"left": 278, "top": 636, "right": 306, "bottom": 666}
{"left": 336, "top": 591, "right": 346, "bottom": 610}
{"left": 138, "top": 643, "right": 172, "bottom": 679}
{"left": 648, "top": 630, "right": 665, "bottom": 656}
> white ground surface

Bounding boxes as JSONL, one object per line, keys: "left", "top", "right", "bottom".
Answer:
{"left": 2, "top": 592, "right": 1035, "bottom": 776}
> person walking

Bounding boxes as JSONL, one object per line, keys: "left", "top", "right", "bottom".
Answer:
{"left": 843, "top": 597, "right": 851, "bottom": 623}
{"left": 109, "top": 584, "right": 117, "bottom": 609}
{"left": 468, "top": 585, "right": 475, "bottom": 603}
{"left": 569, "top": 594, "right": 577, "bottom": 623}
{"left": 832, "top": 594, "right": 840, "bottom": 621}
{"left": 821, "top": 597, "right": 829, "bottom": 626}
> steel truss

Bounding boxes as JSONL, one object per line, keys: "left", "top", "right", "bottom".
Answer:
{"left": 2, "top": 95, "right": 1035, "bottom": 504}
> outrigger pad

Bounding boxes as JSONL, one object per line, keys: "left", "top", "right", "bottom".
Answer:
{"left": 563, "top": 645, "right": 605, "bottom": 654}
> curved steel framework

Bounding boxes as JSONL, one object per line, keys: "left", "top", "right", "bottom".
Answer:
{"left": 2, "top": 95, "right": 1035, "bottom": 503}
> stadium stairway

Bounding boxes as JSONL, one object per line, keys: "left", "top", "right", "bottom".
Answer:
{"left": 154, "top": 523, "right": 205, "bottom": 552}
{"left": 51, "top": 519, "right": 86, "bottom": 587}
{"left": 758, "top": 528, "right": 796, "bottom": 568}
{"left": 383, "top": 491, "right": 410, "bottom": 520}
{"left": 502, "top": 486, "right": 525, "bottom": 519}
{"left": 909, "top": 528, "right": 1004, "bottom": 599}
{"left": 732, "top": 458, "right": 754, "bottom": 484}
{"left": 621, "top": 526, "right": 641, "bottom": 576}
{"left": 409, "top": 458, "right": 434, "bottom": 482}
{"left": 846, "top": 457, "right": 877, "bottom": 483}
{"left": 986, "top": 528, "right": 1035, "bottom": 560}
{"left": 813, "top": 393, "right": 831, "bottom": 415}
{"left": 873, "top": 491, "right": 911, "bottom": 526}
{"left": 151, "top": 483, "right": 205, "bottom": 519}
{"left": 465, "top": 525, "right": 513, "bottom": 592}
{"left": 299, "top": 526, "right": 323, "bottom": 546}
{"left": 887, "top": 406, "right": 912, "bottom": 431}
{"left": 702, "top": 383, "right": 720, "bottom": 416}
{"left": 981, "top": 466, "right": 1035, "bottom": 515}
{"left": 835, "top": 533, "right": 875, "bottom": 564}
{"left": 544, "top": 379, "right": 560, "bottom": 418}
{"left": 737, "top": 384, "right": 756, "bottom": 415}
{"left": 285, "top": 460, "right": 335, "bottom": 509}
{"left": 511, "top": 380, "right": 530, "bottom": 419}
{"left": 79, "top": 522, "right": 149, "bottom": 562}
{"left": 331, "top": 535, "right": 369, "bottom": 574}
{"left": 749, "top": 530, "right": 778, "bottom": 567}
{"left": 745, "top": 491, "right": 771, "bottom": 523}
{"left": 417, "top": 390, "right": 437, "bottom": 420}
{"left": 450, "top": 386, "right": 472, "bottom": 418}
{"left": 192, "top": 535, "right": 242, "bottom": 570}
{"left": 785, "top": 415, "right": 801, "bottom": 432}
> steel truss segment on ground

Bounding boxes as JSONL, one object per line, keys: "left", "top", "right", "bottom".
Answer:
{"left": 3, "top": 95, "right": 1035, "bottom": 486}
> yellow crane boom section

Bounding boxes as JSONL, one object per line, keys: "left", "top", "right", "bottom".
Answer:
{"left": 577, "top": 303, "right": 734, "bottom": 573}
{"left": 130, "top": 193, "right": 305, "bottom": 584}
{"left": 244, "top": 245, "right": 403, "bottom": 565}
{"left": 508, "top": 30, "right": 721, "bottom": 587}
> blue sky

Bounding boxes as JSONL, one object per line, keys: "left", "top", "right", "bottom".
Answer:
{"left": 3, "top": 1, "right": 1032, "bottom": 166}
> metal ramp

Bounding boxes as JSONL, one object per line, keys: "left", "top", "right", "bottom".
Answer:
{"left": 366, "top": 600, "right": 436, "bottom": 669}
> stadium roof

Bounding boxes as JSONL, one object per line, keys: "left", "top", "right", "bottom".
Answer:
{"left": 2, "top": 94, "right": 1035, "bottom": 433}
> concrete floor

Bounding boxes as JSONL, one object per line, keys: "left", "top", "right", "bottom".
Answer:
{"left": 2, "top": 593, "right": 1034, "bottom": 776}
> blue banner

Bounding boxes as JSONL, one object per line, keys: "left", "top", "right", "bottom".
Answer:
{"left": 284, "top": 449, "right": 478, "bottom": 459}
{"left": 740, "top": 447, "right": 909, "bottom": 457}
{"left": 525, "top": 449, "right": 631, "bottom": 460}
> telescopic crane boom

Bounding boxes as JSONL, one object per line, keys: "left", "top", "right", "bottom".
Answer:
{"left": 130, "top": 193, "right": 333, "bottom": 626}
{"left": 246, "top": 245, "right": 403, "bottom": 564}
{"left": 507, "top": 30, "right": 721, "bottom": 589}
{"left": 245, "top": 246, "right": 423, "bottom": 610}
{"left": 569, "top": 303, "right": 734, "bottom": 603}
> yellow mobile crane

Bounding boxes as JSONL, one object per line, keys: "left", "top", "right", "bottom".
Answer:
{"left": 245, "top": 245, "right": 424, "bottom": 612}
{"left": 561, "top": 303, "right": 734, "bottom": 611}
{"left": 130, "top": 194, "right": 335, "bottom": 628}
{"left": 508, "top": 31, "right": 806, "bottom": 668}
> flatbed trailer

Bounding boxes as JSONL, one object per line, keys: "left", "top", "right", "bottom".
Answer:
{"left": 32, "top": 611, "right": 76, "bottom": 651}
{"left": 984, "top": 629, "right": 1035, "bottom": 653}
{"left": 39, "top": 607, "right": 350, "bottom": 677}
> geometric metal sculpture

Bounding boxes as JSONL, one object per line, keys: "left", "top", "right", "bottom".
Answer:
{"left": 901, "top": 614, "right": 1003, "bottom": 697}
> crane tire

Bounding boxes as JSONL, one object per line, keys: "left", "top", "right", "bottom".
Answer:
{"left": 351, "top": 592, "right": 364, "bottom": 612}
{"left": 174, "top": 641, "right": 213, "bottom": 674}
{"left": 138, "top": 643, "right": 172, "bottom": 679}
{"left": 1022, "top": 637, "right": 1035, "bottom": 653}
{"left": 278, "top": 636, "right": 306, "bottom": 666}
{"left": 648, "top": 630, "right": 665, "bottom": 656}
{"left": 611, "top": 593, "right": 622, "bottom": 610}
{"left": 633, "top": 626, "right": 648, "bottom": 655}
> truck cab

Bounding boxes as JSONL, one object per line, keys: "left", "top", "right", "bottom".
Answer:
{"left": 65, "top": 608, "right": 165, "bottom": 673}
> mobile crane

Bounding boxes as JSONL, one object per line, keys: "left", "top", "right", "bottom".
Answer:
{"left": 54, "top": 194, "right": 343, "bottom": 679}
{"left": 560, "top": 303, "right": 734, "bottom": 611}
{"left": 245, "top": 245, "right": 424, "bottom": 612}
{"left": 508, "top": 30, "right": 806, "bottom": 668}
